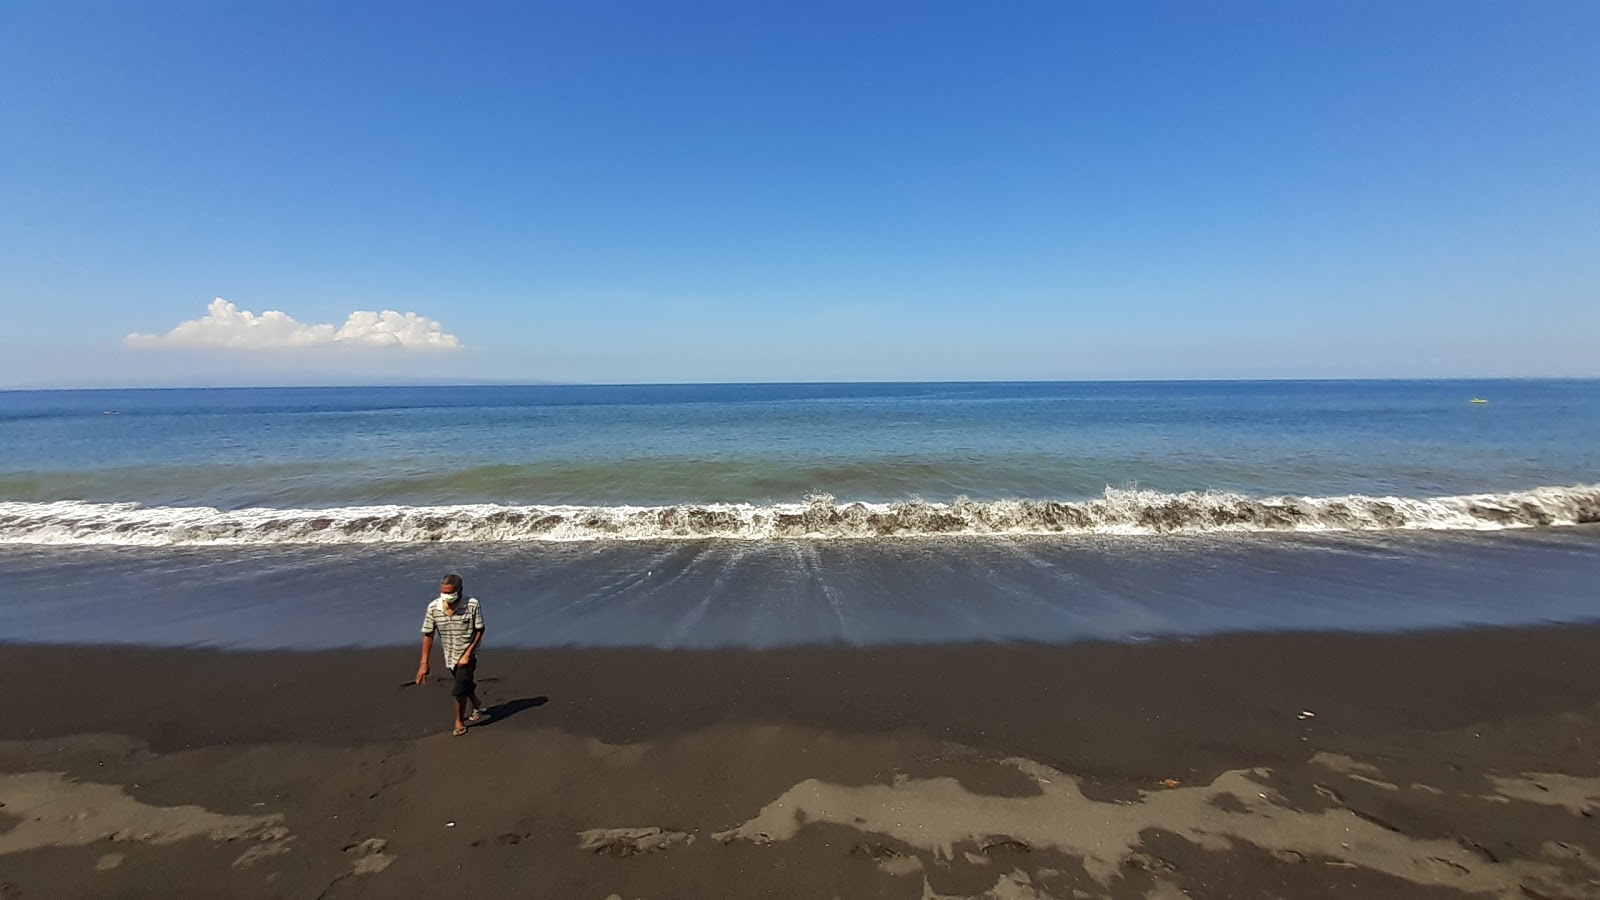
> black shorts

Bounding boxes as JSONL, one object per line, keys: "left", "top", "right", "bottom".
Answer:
{"left": 449, "top": 659, "right": 477, "bottom": 698}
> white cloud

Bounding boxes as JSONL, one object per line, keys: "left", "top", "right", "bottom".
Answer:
{"left": 126, "top": 299, "right": 463, "bottom": 352}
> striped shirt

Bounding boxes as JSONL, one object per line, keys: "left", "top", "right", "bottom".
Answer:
{"left": 421, "top": 597, "right": 484, "bottom": 669}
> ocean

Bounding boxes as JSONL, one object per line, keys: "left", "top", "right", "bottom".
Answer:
{"left": 1, "top": 380, "right": 1596, "bottom": 649}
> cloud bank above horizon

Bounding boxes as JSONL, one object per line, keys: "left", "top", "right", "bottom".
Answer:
{"left": 126, "top": 299, "right": 463, "bottom": 352}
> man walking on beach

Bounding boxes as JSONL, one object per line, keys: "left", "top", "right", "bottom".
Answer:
{"left": 416, "top": 573, "right": 488, "bottom": 735}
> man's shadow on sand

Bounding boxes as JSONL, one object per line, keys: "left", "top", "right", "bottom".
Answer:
{"left": 475, "top": 696, "right": 548, "bottom": 728}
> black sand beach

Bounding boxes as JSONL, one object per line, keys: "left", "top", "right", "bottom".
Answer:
{"left": 6, "top": 626, "right": 1600, "bottom": 898}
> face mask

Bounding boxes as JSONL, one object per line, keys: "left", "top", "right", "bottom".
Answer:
{"left": 440, "top": 591, "right": 460, "bottom": 605}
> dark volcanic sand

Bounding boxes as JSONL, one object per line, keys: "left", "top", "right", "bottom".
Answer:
{"left": 5, "top": 627, "right": 1600, "bottom": 898}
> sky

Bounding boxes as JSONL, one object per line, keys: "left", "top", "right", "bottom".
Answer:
{"left": 1, "top": 0, "right": 1597, "bottom": 388}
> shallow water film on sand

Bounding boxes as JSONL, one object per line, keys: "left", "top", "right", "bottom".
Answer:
{"left": 2, "top": 527, "right": 1596, "bottom": 649}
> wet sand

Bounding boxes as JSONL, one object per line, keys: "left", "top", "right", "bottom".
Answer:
{"left": 5, "top": 626, "right": 1600, "bottom": 898}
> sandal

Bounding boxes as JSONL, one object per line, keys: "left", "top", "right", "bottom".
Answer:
{"left": 452, "top": 724, "right": 468, "bottom": 736}
{"left": 467, "top": 708, "right": 489, "bottom": 724}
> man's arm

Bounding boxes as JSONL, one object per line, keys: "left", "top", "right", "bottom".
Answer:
{"left": 459, "top": 627, "right": 484, "bottom": 666}
{"left": 416, "top": 633, "right": 434, "bottom": 683}
{"left": 458, "top": 601, "right": 485, "bottom": 666}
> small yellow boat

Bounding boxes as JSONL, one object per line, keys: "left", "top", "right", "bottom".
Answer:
{"left": 1471, "top": 398, "right": 1488, "bottom": 404}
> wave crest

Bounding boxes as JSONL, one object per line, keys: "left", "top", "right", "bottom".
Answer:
{"left": 0, "top": 485, "right": 1596, "bottom": 546}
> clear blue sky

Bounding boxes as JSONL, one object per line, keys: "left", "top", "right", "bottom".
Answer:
{"left": 2, "top": 0, "right": 1596, "bottom": 387}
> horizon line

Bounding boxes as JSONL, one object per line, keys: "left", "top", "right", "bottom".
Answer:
{"left": 3, "top": 375, "right": 1596, "bottom": 393}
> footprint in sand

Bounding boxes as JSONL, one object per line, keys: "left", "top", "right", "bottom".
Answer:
{"left": 343, "top": 838, "right": 396, "bottom": 875}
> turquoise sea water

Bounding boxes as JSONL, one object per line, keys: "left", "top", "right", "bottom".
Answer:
{"left": 2, "top": 379, "right": 1596, "bottom": 511}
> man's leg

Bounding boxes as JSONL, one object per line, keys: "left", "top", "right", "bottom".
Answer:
{"left": 449, "top": 664, "right": 472, "bottom": 733}
{"left": 455, "top": 661, "right": 485, "bottom": 722}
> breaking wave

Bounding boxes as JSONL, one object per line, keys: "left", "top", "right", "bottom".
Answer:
{"left": 1, "top": 485, "right": 1597, "bottom": 546}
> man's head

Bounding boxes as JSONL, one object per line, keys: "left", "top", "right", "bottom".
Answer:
{"left": 440, "top": 573, "right": 463, "bottom": 602}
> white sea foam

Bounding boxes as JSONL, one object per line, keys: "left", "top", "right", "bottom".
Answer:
{"left": 0, "top": 485, "right": 1596, "bottom": 546}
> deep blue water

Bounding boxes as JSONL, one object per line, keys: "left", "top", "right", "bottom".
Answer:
{"left": 2, "top": 380, "right": 1595, "bottom": 509}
